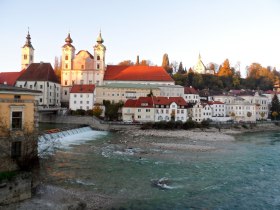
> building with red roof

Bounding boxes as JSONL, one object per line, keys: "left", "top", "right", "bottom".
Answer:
{"left": 0, "top": 71, "right": 24, "bottom": 86}
{"left": 15, "top": 62, "right": 61, "bottom": 107}
{"left": 69, "top": 84, "right": 96, "bottom": 111}
{"left": 122, "top": 96, "right": 188, "bottom": 122}
{"left": 184, "top": 86, "right": 200, "bottom": 103}
{"left": 104, "top": 65, "right": 174, "bottom": 85}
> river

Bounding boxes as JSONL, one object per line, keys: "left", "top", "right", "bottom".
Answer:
{"left": 39, "top": 124, "right": 280, "bottom": 209}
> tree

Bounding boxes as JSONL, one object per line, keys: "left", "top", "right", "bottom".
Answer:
{"left": 217, "top": 59, "right": 233, "bottom": 77}
{"left": 54, "top": 56, "right": 62, "bottom": 83}
{"left": 272, "top": 111, "right": 278, "bottom": 121}
{"left": 92, "top": 105, "right": 103, "bottom": 118}
{"left": 247, "top": 112, "right": 252, "bottom": 118}
{"left": 177, "top": 62, "right": 185, "bottom": 74}
{"left": 118, "top": 60, "right": 134, "bottom": 66}
{"left": 162, "top": 53, "right": 173, "bottom": 75}
{"left": 271, "top": 94, "right": 280, "bottom": 120}
{"left": 260, "top": 112, "right": 265, "bottom": 120}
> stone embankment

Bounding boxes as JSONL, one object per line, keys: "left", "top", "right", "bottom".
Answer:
{"left": 0, "top": 172, "right": 32, "bottom": 206}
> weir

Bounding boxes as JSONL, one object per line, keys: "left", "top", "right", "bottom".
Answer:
{"left": 39, "top": 126, "right": 93, "bottom": 141}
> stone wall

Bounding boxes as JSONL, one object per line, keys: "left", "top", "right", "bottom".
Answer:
{"left": 0, "top": 172, "right": 32, "bottom": 205}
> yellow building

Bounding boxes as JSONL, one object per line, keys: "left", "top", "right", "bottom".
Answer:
{"left": 0, "top": 84, "right": 41, "bottom": 172}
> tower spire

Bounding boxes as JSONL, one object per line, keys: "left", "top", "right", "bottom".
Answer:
{"left": 96, "top": 30, "right": 104, "bottom": 44}
{"left": 23, "top": 28, "right": 34, "bottom": 49}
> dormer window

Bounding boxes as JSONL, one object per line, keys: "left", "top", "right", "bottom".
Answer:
{"left": 141, "top": 103, "right": 148, "bottom": 107}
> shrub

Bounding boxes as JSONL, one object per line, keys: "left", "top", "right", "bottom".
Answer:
{"left": 0, "top": 171, "right": 17, "bottom": 182}
{"left": 241, "top": 124, "right": 248, "bottom": 129}
{"left": 183, "top": 118, "right": 197, "bottom": 130}
{"left": 141, "top": 122, "right": 153, "bottom": 130}
{"left": 201, "top": 119, "right": 210, "bottom": 128}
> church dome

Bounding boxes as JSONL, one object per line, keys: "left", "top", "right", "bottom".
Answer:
{"left": 65, "top": 33, "right": 73, "bottom": 44}
{"left": 96, "top": 31, "right": 104, "bottom": 44}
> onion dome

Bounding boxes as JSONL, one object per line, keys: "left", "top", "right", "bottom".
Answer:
{"left": 65, "top": 33, "right": 73, "bottom": 44}
{"left": 96, "top": 31, "right": 104, "bottom": 44}
{"left": 23, "top": 30, "right": 34, "bottom": 49}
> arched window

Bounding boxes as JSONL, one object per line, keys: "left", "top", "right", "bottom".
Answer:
{"left": 97, "top": 64, "right": 100, "bottom": 69}
{"left": 24, "top": 54, "right": 27, "bottom": 60}
{"left": 97, "top": 55, "right": 100, "bottom": 60}
{"left": 65, "top": 55, "right": 68, "bottom": 60}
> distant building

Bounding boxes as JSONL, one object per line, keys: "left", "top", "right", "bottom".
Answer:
{"left": 61, "top": 32, "right": 106, "bottom": 104}
{"left": 122, "top": 96, "right": 188, "bottom": 122}
{"left": 193, "top": 54, "right": 214, "bottom": 75}
{"left": 184, "top": 86, "right": 200, "bottom": 103}
{"left": 103, "top": 65, "right": 175, "bottom": 85}
{"left": 188, "top": 102, "right": 212, "bottom": 122}
{"left": 69, "top": 84, "right": 96, "bottom": 111}
{"left": 0, "top": 84, "right": 41, "bottom": 172}
{"left": 15, "top": 62, "right": 61, "bottom": 107}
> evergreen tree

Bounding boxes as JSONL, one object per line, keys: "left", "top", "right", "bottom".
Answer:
{"left": 178, "top": 62, "right": 184, "bottom": 74}
{"left": 162, "top": 53, "right": 173, "bottom": 75}
{"left": 271, "top": 94, "right": 280, "bottom": 120}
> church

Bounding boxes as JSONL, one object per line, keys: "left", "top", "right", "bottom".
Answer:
{"left": 60, "top": 32, "right": 106, "bottom": 104}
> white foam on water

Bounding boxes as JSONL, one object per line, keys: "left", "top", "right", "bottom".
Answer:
{"left": 38, "top": 128, "right": 108, "bottom": 157}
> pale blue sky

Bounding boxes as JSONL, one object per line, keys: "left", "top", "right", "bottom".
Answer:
{"left": 1, "top": 0, "right": 280, "bottom": 77}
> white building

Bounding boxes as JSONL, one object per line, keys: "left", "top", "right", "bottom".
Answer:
{"left": 15, "top": 62, "right": 61, "bottom": 107}
{"left": 69, "top": 85, "right": 96, "bottom": 111}
{"left": 158, "top": 85, "right": 184, "bottom": 97}
{"left": 193, "top": 54, "right": 214, "bottom": 75}
{"left": 122, "top": 96, "right": 188, "bottom": 122}
{"left": 61, "top": 32, "right": 106, "bottom": 104}
{"left": 184, "top": 86, "right": 200, "bottom": 103}
{"left": 225, "top": 97, "right": 256, "bottom": 122}
{"left": 188, "top": 102, "right": 212, "bottom": 122}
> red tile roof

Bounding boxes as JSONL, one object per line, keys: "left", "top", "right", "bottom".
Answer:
{"left": 104, "top": 65, "right": 174, "bottom": 82}
{"left": 17, "top": 63, "right": 59, "bottom": 83}
{"left": 123, "top": 96, "right": 187, "bottom": 108}
{"left": 70, "top": 84, "right": 95, "bottom": 93}
{"left": 0, "top": 70, "right": 25, "bottom": 86}
{"left": 184, "top": 86, "right": 198, "bottom": 94}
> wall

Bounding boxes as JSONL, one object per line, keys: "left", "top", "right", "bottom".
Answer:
{"left": 0, "top": 172, "right": 32, "bottom": 205}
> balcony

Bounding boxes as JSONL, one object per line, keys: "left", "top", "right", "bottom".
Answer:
{"left": 0, "top": 98, "right": 34, "bottom": 103}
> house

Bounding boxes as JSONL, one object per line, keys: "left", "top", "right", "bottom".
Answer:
{"left": 225, "top": 97, "right": 256, "bottom": 122}
{"left": 103, "top": 65, "right": 175, "bottom": 85}
{"left": 0, "top": 84, "right": 41, "bottom": 172}
{"left": 61, "top": 32, "right": 106, "bottom": 104}
{"left": 69, "top": 84, "right": 96, "bottom": 111}
{"left": 154, "top": 97, "right": 188, "bottom": 122}
{"left": 189, "top": 102, "right": 212, "bottom": 122}
{"left": 207, "top": 101, "right": 231, "bottom": 122}
{"left": 15, "top": 62, "right": 61, "bottom": 107}
{"left": 122, "top": 96, "right": 188, "bottom": 122}
{"left": 184, "top": 86, "right": 200, "bottom": 103}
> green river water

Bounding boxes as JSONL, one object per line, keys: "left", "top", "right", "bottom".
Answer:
{"left": 40, "top": 125, "right": 280, "bottom": 210}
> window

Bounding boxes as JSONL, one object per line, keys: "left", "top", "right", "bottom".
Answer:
{"left": 89, "top": 80, "right": 92, "bottom": 84}
{"left": 40, "top": 85, "right": 43, "bottom": 89}
{"left": 97, "top": 64, "right": 100, "bottom": 69}
{"left": 50, "top": 92, "right": 52, "bottom": 96}
{"left": 74, "top": 94, "right": 77, "bottom": 98}
{"left": 74, "top": 101, "right": 76, "bottom": 104}
{"left": 11, "top": 142, "right": 21, "bottom": 158}
{"left": 72, "top": 80, "right": 75, "bottom": 85}
{"left": 30, "top": 85, "right": 32, "bottom": 89}
{"left": 86, "top": 106, "right": 89, "bottom": 110}
{"left": 138, "top": 115, "right": 141, "bottom": 119}
{"left": 80, "top": 94, "right": 83, "bottom": 98}
{"left": 87, "top": 101, "right": 89, "bottom": 104}
{"left": 50, "top": 99, "right": 51, "bottom": 103}
{"left": 138, "top": 109, "right": 141, "bottom": 112}
{"left": 65, "top": 64, "right": 68, "bottom": 69}
{"left": 65, "top": 55, "right": 68, "bottom": 60}
{"left": 14, "top": 95, "right": 21, "bottom": 100}
{"left": 80, "top": 101, "right": 83, "bottom": 104}
{"left": 40, "top": 98, "right": 43, "bottom": 103}
{"left": 64, "top": 90, "right": 67, "bottom": 95}
{"left": 65, "top": 80, "right": 68, "bottom": 86}
{"left": 81, "top": 65, "right": 84, "bottom": 69}
{"left": 24, "top": 54, "right": 27, "bottom": 60}
{"left": 12, "top": 112, "right": 22, "bottom": 130}
{"left": 146, "top": 109, "right": 150, "bottom": 112}
{"left": 80, "top": 80, "right": 84, "bottom": 84}
{"left": 97, "top": 55, "right": 100, "bottom": 60}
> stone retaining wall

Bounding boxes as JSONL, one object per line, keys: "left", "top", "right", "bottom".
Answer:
{"left": 0, "top": 172, "right": 32, "bottom": 205}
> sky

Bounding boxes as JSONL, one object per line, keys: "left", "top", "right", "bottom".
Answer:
{"left": 1, "top": 0, "right": 280, "bottom": 77}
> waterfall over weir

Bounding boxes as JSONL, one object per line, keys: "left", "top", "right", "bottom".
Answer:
{"left": 38, "top": 126, "right": 108, "bottom": 157}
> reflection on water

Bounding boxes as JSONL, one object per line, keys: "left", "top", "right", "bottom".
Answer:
{"left": 42, "top": 129, "right": 280, "bottom": 209}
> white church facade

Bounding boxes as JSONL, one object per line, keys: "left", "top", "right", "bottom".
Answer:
{"left": 60, "top": 32, "right": 106, "bottom": 104}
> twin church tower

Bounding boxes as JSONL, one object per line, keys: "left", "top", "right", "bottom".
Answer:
{"left": 21, "top": 30, "right": 107, "bottom": 103}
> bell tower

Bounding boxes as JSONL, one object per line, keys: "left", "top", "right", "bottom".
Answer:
{"left": 21, "top": 30, "right": 34, "bottom": 69}
{"left": 62, "top": 33, "right": 75, "bottom": 70}
{"left": 93, "top": 31, "right": 106, "bottom": 71}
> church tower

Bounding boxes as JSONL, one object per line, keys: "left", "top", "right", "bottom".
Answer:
{"left": 21, "top": 30, "right": 34, "bottom": 69}
{"left": 93, "top": 31, "right": 106, "bottom": 71}
{"left": 62, "top": 33, "right": 75, "bottom": 70}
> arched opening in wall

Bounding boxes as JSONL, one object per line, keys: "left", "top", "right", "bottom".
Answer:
{"left": 97, "top": 64, "right": 100, "bottom": 69}
{"left": 65, "top": 55, "right": 68, "bottom": 60}
{"left": 24, "top": 54, "right": 27, "bottom": 60}
{"left": 97, "top": 55, "right": 100, "bottom": 60}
